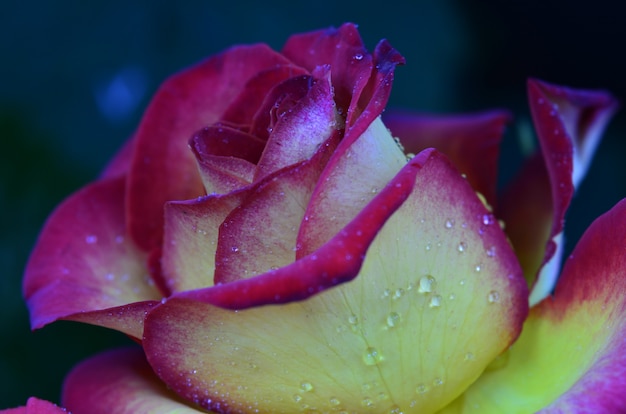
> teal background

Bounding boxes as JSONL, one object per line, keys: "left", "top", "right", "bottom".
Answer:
{"left": 2, "top": 0, "right": 625, "bottom": 408}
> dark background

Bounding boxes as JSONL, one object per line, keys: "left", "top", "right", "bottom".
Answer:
{"left": 2, "top": 0, "right": 625, "bottom": 408}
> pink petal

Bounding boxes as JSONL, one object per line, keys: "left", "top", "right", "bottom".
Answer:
{"left": 384, "top": 110, "right": 510, "bottom": 208}
{"left": 498, "top": 79, "right": 618, "bottom": 304}
{"left": 142, "top": 149, "right": 528, "bottom": 413}
{"left": 170, "top": 148, "right": 435, "bottom": 309}
{"left": 214, "top": 134, "right": 338, "bottom": 284}
{"left": 62, "top": 348, "right": 205, "bottom": 414}
{"left": 0, "top": 398, "right": 67, "bottom": 414}
{"left": 281, "top": 23, "right": 373, "bottom": 125}
{"left": 253, "top": 70, "right": 337, "bottom": 181}
{"left": 440, "top": 199, "right": 626, "bottom": 413}
{"left": 23, "top": 176, "right": 161, "bottom": 339}
{"left": 127, "top": 44, "right": 292, "bottom": 251}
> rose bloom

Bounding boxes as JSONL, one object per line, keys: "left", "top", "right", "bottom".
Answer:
{"left": 7, "top": 23, "right": 624, "bottom": 413}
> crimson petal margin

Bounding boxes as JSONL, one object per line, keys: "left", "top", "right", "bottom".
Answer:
{"left": 438, "top": 199, "right": 626, "bottom": 413}
{"left": 498, "top": 79, "right": 618, "bottom": 305}
{"left": 62, "top": 348, "right": 206, "bottom": 414}
{"left": 23, "top": 177, "right": 161, "bottom": 339}
{"left": 0, "top": 398, "right": 67, "bottom": 414}
{"left": 127, "top": 44, "right": 292, "bottom": 251}
{"left": 165, "top": 148, "right": 434, "bottom": 310}
{"left": 384, "top": 110, "right": 510, "bottom": 209}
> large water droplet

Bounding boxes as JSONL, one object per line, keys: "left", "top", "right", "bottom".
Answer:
{"left": 418, "top": 275, "right": 436, "bottom": 293}
{"left": 362, "top": 347, "right": 384, "bottom": 365}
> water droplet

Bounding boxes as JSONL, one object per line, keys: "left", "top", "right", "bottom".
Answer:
{"left": 486, "top": 246, "right": 496, "bottom": 257}
{"left": 475, "top": 264, "right": 482, "bottom": 272}
{"left": 415, "top": 384, "right": 429, "bottom": 394}
{"left": 429, "top": 295, "right": 442, "bottom": 308}
{"left": 348, "top": 314, "right": 358, "bottom": 325}
{"left": 354, "top": 53, "right": 364, "bottom": 60}
{"left": 386, "top": 312, "right": 400, "bottom": 328}
{"left": 293, "top": 394, "right": 302, "bottom": 403}
{"left": 389, "top": 405, "right": 403, "bottom": 414}
{"left": 445, "top": 219, "right": 455, "bottom": 229}
{"left": 329, "top": 397, "right": 341, "bottom": 406}
{"left": 425, "top": 242, "right": 432, "bottom": 251}
{"left": 482, "top": 214, "right": 494, "bottom": 225}
{"left": 381, "top": 288, "right": 391, "bottom": 298}
{"left": 361, "top": 398, "right": 374, "bottom": 407}
{"left": 418, "top": 275, "right": 436, "bottom": 293}
{"left": 85, "top": 235, "right": 97, "bottom": 244}
{"left": 488, "top": 291, "right": 501, "bottom": 303}
{"left": 433, "top": 377, "right": 444, "bottom": 386}
{"left": 448, "top": 293, "right": 456, "bottom": 300}
{"left": 231, "top": 246, "right": 239, "bottom": 253}
{"left": 300, "top": 381, "right": 314, "bottom": 392}
{"left": 362, "top": 347, "right": 384, "bottom": 365}
{"left": 377, "top": 392, "right": 389, "bottom": 401}
{"left": 459, "top": 279, "right": 466, "bottom": 286}
{"left": 464, "top": 352, "right": 475, "bottom": 361}
{"left": 457, "top": 242, "right": 467, "bottom": 253}
{"left": 393, "top": 288, "right": 404, "bottom": 300}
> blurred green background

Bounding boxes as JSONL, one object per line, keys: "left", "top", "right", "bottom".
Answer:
{"left": 2, "top": 0, "right": 625, "bottom": 408}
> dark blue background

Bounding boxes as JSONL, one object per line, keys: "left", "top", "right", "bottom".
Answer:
{"left": 2, "top": 0, "right": 625, "bottom": 408}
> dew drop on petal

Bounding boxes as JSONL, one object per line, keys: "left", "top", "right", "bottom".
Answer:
{"left": 457, "top": 242, "right": 467, "bottom": 253}
{"left": 418, "top": 275, "right": 436, "bottom": 293}
{"left": 329, "top": 397, "right": 341, "bottom": 406}
{"left": 429, "top": 295, "right": 442, "bottom": 308}
{"left": 386, "top": 312, "right": 400, "bottom": 328}
{"left": 445, "top": 219, "right": 455, "bottom": 229}
{"left": 465, "top": 352, "right": 475, "bottom": 361}
{"left": 488, "top": 291, "right": 501, "bottom": 303}
{"left": 416, "top": 384, "right": 429, "bottom": 394}
{"left": 300, "top": 381, "right": 314, "bottom": 392}
{"left": 362, "top": 347, "right": 384, "bottom": 366}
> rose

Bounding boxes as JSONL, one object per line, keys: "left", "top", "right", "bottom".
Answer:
{"left": 17, "top": 23, "right": 623, "bottom": 413}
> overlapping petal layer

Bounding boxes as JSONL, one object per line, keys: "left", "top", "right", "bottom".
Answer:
{"left": 143, "top": 150, "right": 528, "bottom": 413}
{"left": 23, "top": 177, "right": 160, "bottom": 339}
{"left": 498, "top": 80, "right": 618, "bottom": 304}
{"left": 62, "top": 348, "right": 205, "bottom": 414}
{"left": 438, "top": 199, "right": 626, "bottom": 413}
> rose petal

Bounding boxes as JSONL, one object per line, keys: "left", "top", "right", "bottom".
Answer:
{"left": 127, "top": 44, "right": 292, "bottom": 251}
{"left": 220, "top": 64, "right": 309, "bottom": 127}
{"left": 281, "top": 23, "right": 373, "bottom": 125}
{"left": 23, "top": 176, "right": 161, "bottom": 339}
{"left": 498, "top": 79, "right": 618, "bottom": 305}
{"left": 162, "top": 190, "right": 248, "bottom": 293}
{"left": 253, "top": 71, "right": 338, "bottom": 181}
{"left": 297, "top": 117, "right": 408, "bottom": 257}
{"left": 143, "top": 150, "right": 527, "bottom": 413}
{"left": 62, "top": 348, "right": 206, "bottom": 414}
{"left": 0, "top": 398, "right": 67, "bottom": 414}
{"left": 384, "top": 110, "right": 510, "bottom": 208}
{"left": 438, "top": 199, "right": 626, "bottom": 413}
{"left": 214, "top": 133, "right": 339, "bottom": 285}
{"left": 190, "top": 125, "right": 264, "bottom": 193}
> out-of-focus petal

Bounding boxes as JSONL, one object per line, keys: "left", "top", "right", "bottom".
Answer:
{"left": 0, "top": 398, "right": 67, "bottom": 414}
{"left": 62, "top": 348, "right": 207, "bottom": 414}
{"left": 143, "top": 150, "right": 527, "bottom": 413}
{"left": 127, "top": 44, "right": 292, "bottom": 251}
{"left": 498, "top": 79, "right": 617, "bottom": 305}
{"left": 384, "top": 110, "right": 510, "bottom": 208}
{"left": 438, "top": 199, "right": 626, "bottom": 414}
{"left": 23, "top": 177, "right": 161, "bottom": 339}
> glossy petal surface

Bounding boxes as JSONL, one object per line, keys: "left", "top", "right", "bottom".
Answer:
{"left": 23, "top": 177, "right": 161, "bottom": 339}
{"left": 0, "top": 398, "right": 67, "bottom": 414}
{"left": 143, "top": 150, "right": 527, "bottom": 413}
{"left": 62, "top": 348, "right": 207, "bottom": 414}
{"left": 439, "top": 199, "right": 626, "bottom": 414}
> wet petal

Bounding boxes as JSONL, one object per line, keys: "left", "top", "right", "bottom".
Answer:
{"left": 438, "top": 199, "right": 626, "bottom": 413}
{"left": 498, "top": 79, "right": 618, "bottom": 305}
{"left": 297, "top": 117, "right": 407, "bottom": 257}
{"left": 384, "top": 110, "right": 510, "bottom": 208}
{"left": 127, "top": 44, "right": 292, "bottom": 251}
{"left": 62, "top": 348, "right": 206, "bottom": 414}
{"left": 143, "top": 150, "right": 527, "bottom": 413}
{"left": 23, "top": 177, "right": 161, "bottom": 339}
